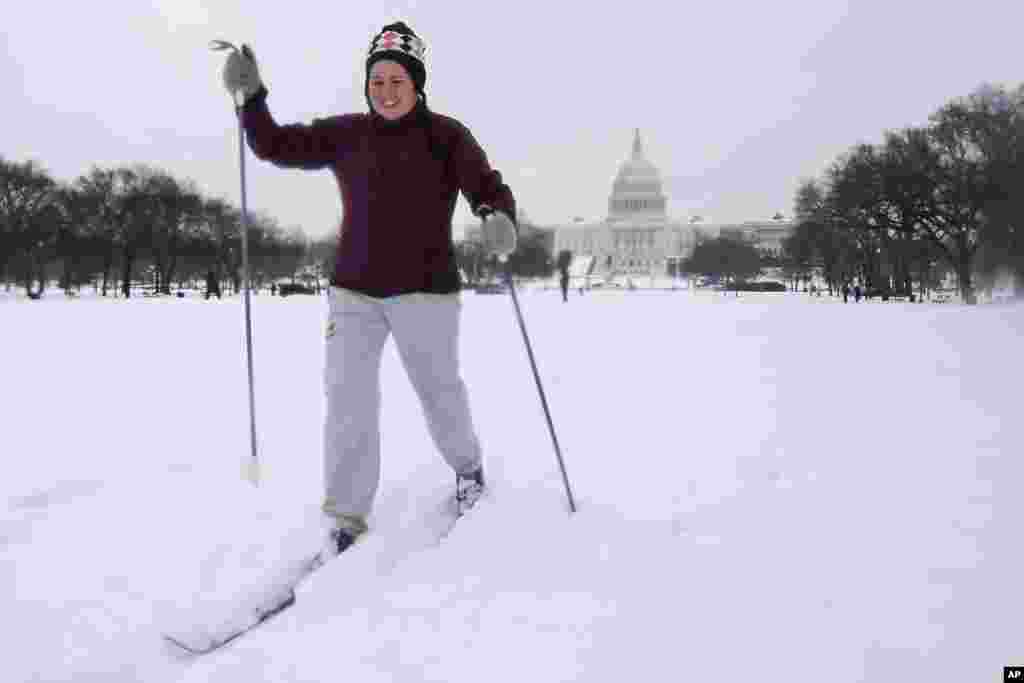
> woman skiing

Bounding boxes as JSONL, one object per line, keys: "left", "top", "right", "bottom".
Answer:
{"left": 221, "top": 22, "right": 517, "bottom": 556}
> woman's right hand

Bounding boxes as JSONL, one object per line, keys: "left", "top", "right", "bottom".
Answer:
{"left": 221, "top": 44, "right": 262, "bottom": 101}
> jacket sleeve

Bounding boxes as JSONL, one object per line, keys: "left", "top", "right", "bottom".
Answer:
{"left": 239, "top": 87, "right": 352, "bottom": 170}
{"left": 450, "top": 121, "right": 517, "bottom": 226}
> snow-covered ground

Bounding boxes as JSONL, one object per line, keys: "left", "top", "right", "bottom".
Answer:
{"left": 2, "top": 289, "right": 1022, "bottom": 682}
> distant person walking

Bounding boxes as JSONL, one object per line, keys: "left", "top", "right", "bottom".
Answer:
{"left": 555, "top": 250, "right": 572, "bottom": 303}
{"left": 853, "top": 284, "right": 862, "bottom": 303}
{"left": 221, "top": 21, "right": 517, "bottom": 558}
{"left": 842, "top": 283, "right": 850, "bottom": 303}
{"left": 205, "top": 270, "right": 221, "bottom": 300}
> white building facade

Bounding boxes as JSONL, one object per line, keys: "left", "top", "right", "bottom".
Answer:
{"left": 551, "top": 130, "right": 793, "bottom": 276}
{"left": 553, "top": 129, "right": 697, "bottom": 276}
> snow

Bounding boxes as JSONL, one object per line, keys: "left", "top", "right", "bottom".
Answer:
{"left": 2, "top": 288, "right": 1023, "bottom": 682}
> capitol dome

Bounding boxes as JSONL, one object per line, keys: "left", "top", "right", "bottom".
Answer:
{"left": 607, "top": 129, "right": 667, "bottom": 223}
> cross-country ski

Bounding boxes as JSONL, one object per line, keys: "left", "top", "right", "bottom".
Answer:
{"left": 162, "top": 487, "right": 474, "bottom": 655}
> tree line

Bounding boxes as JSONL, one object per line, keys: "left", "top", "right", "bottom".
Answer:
{"left": 0, "top": 158, "right": 335, "bottom": 298}
{"left": 0, "top": 155, "right": 560, "bottom": 299}
{"left": 779, "top": 83, "right": 1024, "bottom": 304}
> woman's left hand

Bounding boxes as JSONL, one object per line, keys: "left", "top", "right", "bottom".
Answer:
{"left": 480, "top": 210, "right": 517, "bottom": 259}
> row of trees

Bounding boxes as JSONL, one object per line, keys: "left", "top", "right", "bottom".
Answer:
{"left": 682, "top": 236, "right": 762, "bottom": 288}
{"left": 0, "top": 155, "right": 562, "bottom": 298}
{"left": 0, "top": 158, "right": 332, "bottom": 298}
{"left": 779, "top": 83, "right": 1024, "bottom": 304}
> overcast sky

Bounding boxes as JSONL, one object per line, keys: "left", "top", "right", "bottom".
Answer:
{"left": 3, "top": 1, "right": 1023, "bottom": 239}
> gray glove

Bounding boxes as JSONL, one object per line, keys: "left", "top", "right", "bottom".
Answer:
{"left": 479, "top": 207, "right": 517, "bottom": 259}
{"left": 221, "top": 44, "right": 262, "bottom": 102}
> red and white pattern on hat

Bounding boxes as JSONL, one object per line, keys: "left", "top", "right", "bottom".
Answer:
{"left": 368, "top": 31, "right": 426, "bottom": 64}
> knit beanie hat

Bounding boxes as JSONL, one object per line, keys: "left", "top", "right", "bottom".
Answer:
{"left": 365, "top": 22, "right": 427, "bottom": 106}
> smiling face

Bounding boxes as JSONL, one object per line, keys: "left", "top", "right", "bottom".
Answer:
{"left": 368, "top": 60, "right": 417, "bottom": 120}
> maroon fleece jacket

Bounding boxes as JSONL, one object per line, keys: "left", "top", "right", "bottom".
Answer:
{"left": 240, "top": 88, "right": 515, "bottom": 298}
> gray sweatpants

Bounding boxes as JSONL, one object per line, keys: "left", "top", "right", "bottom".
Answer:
{"left": 321, "top": 287, "right": 482, "bottom": 530}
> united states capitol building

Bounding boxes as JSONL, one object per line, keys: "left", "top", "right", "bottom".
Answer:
{"left": 550, "top": 129, "right": 793, "bottom": 277}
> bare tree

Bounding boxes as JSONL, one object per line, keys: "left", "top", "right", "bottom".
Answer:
{"left": 0, "top": 157, "right": 58, "bottom": 297}
{"left": 791, "top": 178, "right": 858, "bottom": 294}
{"left": 52, "top": 185, "right": 98, "bottom": 294}
{"left": 141, "top": 171, "right": 202, "bottom": 294}
{"left": 75, "top": 166, "right": 144, "bottom": 296}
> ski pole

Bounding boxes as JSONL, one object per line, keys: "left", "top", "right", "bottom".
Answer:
{"left": 502, "top": 262, "right": 577, "bottom": 513}
{"left": 212, "top": 39, "right": 260, "bottom": 486}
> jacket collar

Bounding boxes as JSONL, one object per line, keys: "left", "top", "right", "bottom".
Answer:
{"left": 369, "top": 98, "right": 429, "bottom": 134}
